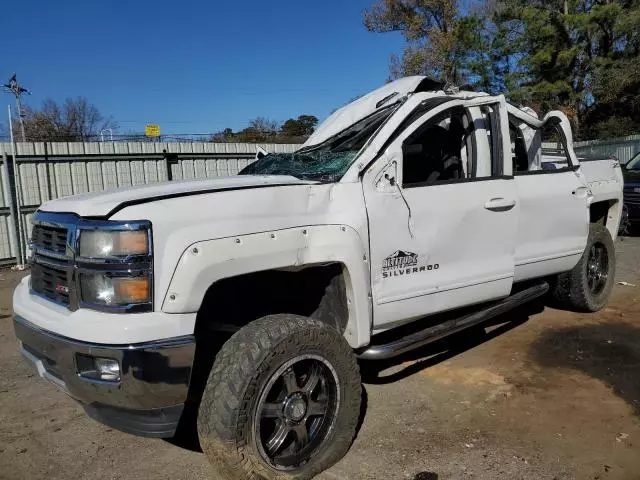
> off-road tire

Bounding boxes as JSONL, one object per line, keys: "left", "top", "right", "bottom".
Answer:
{"left": 551, "top": 223, "right": 616, "bottom": 312}
{"left": 197, "top": 314, "right": 361, "bottom": 480}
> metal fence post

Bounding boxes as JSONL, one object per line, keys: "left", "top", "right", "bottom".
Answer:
{"left": 2, "top": 153, "right": 22, "bottom": 265}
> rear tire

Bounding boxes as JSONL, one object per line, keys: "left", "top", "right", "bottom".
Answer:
{"left": 197, "top": 314, "right": 361, "bottom": 480}
{"left": 551, "top": 223, "right": 616, "bottom": 312}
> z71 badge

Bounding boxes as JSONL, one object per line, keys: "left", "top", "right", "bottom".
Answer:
{"left": 382, "top": 250, "right": 438, "bottom": 278}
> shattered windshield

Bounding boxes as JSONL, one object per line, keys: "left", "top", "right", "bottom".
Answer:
{"left": 239, "top": 151, "right": 358, "bottom": 183}
{"left": 239, "top": 104, "right": 398, "bottom": 183}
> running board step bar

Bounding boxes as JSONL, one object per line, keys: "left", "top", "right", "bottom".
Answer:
{"left": 356, "top": 281, "right": 549, "bottom": 360}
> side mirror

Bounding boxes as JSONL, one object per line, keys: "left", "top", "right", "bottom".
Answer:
{"left": 384, "top": 172, "right": 396, "bottom": 186}
{"left": 255, "top": 146, "right": 268, "bottom": 160}
{"left": 376, "top": 160, "right": 398, "bottom": 191}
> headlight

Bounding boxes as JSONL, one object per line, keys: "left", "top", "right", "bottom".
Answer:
{"left": 79, "top": 230, "right": 149, "bottom": 258}
{"left": 80, "top": 273, "right": 151, "bottom": 306}
{"left": 77, "top": 222, "right": 152, "bottom": 310}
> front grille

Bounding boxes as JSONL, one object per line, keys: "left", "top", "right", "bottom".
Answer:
{"left": 623, "top": 187, "right": 640, "bottom": 205}
{"left": 31, "top": 224, "right": 68, "bottom": 257}
{"left": 30, "top": 222, "right": 71, "bottom": 306}
{"left": 30, "top": 260, "right": 70, "bottom": 305}
{"left": 29, "top": 211, "right": 152, "bottom": 313}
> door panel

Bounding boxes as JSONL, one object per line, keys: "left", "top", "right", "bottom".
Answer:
{"left": 365, "top": 177, "right": 518, "bottom": 328}
{"left": 513, "top": 172, "right": 589, "bottom": 280}
{"left": 363, "top": 99, "right": 518, "bottom": 329}
{"left": 508, "top": 109, "right": 590, "bottom": 281}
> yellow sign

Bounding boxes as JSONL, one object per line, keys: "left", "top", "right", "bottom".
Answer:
{"left": 145, "top": 124, "right": 161, "bottom": 137}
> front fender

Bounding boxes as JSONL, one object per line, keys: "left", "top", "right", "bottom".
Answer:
{"left": 161, "top": 224, "right": 372, "bottom": 348}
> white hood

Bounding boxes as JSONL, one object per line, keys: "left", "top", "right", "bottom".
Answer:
{"left": 303, "top": 76, "right": 438, "bottom": 148}
{"left": 39, "top": 175, "right": 314, "bottom": 217}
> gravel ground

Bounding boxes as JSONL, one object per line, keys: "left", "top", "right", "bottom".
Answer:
{"left": 1, "top": 237, "right": 640, "bottom": 480}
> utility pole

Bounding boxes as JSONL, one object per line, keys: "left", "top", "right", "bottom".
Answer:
{"left": 2, "top": 73, "right": 31, "bottom": 142}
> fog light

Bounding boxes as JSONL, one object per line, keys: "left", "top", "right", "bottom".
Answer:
{"left": 76, "top": 354, "right": 121, "bottom": 382}
{"left": 95, "top": 358, "right": 121, "bottom": 381}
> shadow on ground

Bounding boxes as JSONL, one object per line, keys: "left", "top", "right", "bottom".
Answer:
{"left": 360, "top": 300, "right": 544, "bottom": 385}
{"left": 530, "top": 322, "right": 640, "bottom": 417}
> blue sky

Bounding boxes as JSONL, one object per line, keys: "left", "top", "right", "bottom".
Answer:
{"left": 1, "top": 0, "right": 404, "bottom": 136}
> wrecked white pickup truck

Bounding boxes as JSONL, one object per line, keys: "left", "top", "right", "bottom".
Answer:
{"left": 13, "top": 77, "right": 622, "bottom": 479}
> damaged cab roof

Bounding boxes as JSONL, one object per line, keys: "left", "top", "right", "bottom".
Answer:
{"left": 303, "top": 76, "right": 446, "bottom": 149}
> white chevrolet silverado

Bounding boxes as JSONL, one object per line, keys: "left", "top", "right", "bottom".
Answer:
{"left": 13, "top": 77, "right": 623, "bottom": 479}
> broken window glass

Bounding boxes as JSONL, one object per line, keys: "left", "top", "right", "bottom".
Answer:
{"left": 240, "top": 104, "right": 399, "bottom": 183}
{"left": 239, "top": 151, "right": 358, "bottom": 183}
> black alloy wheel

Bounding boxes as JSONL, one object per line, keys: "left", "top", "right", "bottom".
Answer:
{"left": 254, "top": 355, "right": 339, "bottom": 470}
{"left": 586, "top": 242, "right": 609, "bottom": 296}
{"left": 551, "top": 223, "right": 615, "bottom": 312}
{"left": 197, "top": 314, "right": 361, "bottom": 480}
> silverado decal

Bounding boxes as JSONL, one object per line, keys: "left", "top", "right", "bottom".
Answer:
{"left": 382, "top": 250, "right": 438, "bottom": 278}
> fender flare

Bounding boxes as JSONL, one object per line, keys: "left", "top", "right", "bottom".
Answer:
{"left": 161, "top": 224, "right": 372, "bottom": 348}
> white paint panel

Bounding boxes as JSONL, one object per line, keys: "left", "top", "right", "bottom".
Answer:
{"left": 110, "top": 182, "right": 371, "bottom": 346}
{"left": 13, "top": 278, "right": 197, "bottom": 344}
{"left": 513, "top": 172, "right": 589, "bottom": 275}
{"left": 163, "top": 225, "right": 371, "bottom": 347}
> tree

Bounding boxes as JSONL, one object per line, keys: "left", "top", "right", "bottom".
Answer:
{"left": 17, "top": 97, "right": 118, "bottom": 141}
{"left": 364, "top": 0, "right": 640, "bottom": 139}
{"left": 210, "top": 127, "right": 235, "bottom": 142}
{"left": 363, "top": 0, "right": 492, "bottom": 85}
{"left": 281, "top": 115, "right": 318, "bottom": 137}
{"left": 492, "top": 0, "right": 640, "bottom": 138}
{"left": 248, "top": 117, "right": 279, "bottom": 136}
{"left": 228, "top": 117, "right": 278, "bottom": 143}
{"left": 210, "top": 116, "right": 318, "bottom": 143}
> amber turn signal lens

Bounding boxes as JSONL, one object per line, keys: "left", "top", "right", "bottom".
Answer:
{"left": 117, "top": 230, "right": 148, "bottom": 255}
{"left": 80, "top": 229, "right": 149, "bottom": 258}
{"left": 114, "top": 277, "right": 150, "bottom": 304}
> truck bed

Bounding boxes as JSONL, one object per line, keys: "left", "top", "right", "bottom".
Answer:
{"left": 580, "top": 158, "right": 624, "bottom": 204}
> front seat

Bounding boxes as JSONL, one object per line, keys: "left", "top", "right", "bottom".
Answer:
{"left": 424, "top": 126, "right": 463, "bottom": 183}
{"left": 439, "top": 118, "right": 465, "bottom": 180}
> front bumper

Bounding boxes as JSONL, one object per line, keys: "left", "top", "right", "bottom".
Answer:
{"left": 13, "top": 315, "right": 196, "bottom": 437}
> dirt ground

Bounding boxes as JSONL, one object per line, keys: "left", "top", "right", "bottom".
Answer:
{"left": 1, "top": 238, "right": 640, "bottom": 480}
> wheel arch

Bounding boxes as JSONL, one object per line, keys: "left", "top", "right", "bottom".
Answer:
{"left": 162, "top": 224, "right": 372, "bottom": 348}
{"left": 590, "top": 199, "right": 621, "bottom": 240}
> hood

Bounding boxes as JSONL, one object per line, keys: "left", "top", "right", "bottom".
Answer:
{"left": 303, "top": 76, "right": 442, "bottom": 148}
{"left": 39, "top": 175, "right": 315, "bottom": 217}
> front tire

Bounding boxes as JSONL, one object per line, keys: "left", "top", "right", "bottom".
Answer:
{"left": 197, "top": 314, "right": 361, "bottom": 480}
{"left": 551, "top": 223, "right": 616, "bottom": 312}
